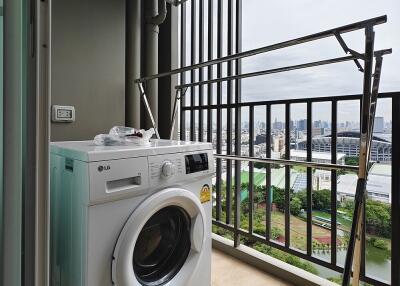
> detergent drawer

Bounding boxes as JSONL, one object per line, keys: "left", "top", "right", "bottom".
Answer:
{"left": 88, "top": 157, "right": 149, "bottom": 204}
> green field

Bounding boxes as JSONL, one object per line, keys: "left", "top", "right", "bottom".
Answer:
{"left": 238, "top": 171, "right": 266, "bottom": 201}
{"left": 240, "top": 171, "right": 266, "bottom": 186}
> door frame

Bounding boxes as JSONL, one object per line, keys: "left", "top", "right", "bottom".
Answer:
{"left": 2, "top": 0, "right": 51, "bottom": 285}
{"left": 34, "top": 0, "right": 51, "bottom": 285}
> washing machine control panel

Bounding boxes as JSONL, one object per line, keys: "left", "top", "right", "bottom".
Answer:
{"left": 148, "top": 150, "right": 214, "bottom": 187}
{"left": 149, "top": 156, "right": 184, "bottom": 182}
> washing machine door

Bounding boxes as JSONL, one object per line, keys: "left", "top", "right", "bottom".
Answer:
{"left": 112, "top": 188, "right": 206, "bottom": 286}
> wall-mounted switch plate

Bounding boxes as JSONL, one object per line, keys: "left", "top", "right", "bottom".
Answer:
{"left": 52, "top": 105, "right": 76, "bottom": 122}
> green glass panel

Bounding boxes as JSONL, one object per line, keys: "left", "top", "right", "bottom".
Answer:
{"left": 1, "top": 0, "right": 29, "bottom": 283}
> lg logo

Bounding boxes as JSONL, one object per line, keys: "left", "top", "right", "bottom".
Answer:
{"left": 98, "top": 165, "right": 111, "bottom": 172}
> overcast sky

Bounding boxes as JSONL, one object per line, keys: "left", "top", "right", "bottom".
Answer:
{"left": 241, "top": 0, "right": 399, "bottom": 122}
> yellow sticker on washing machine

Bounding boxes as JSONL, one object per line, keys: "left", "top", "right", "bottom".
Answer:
{"left": 200, "top": 184, "right": 211, "bottom": 204}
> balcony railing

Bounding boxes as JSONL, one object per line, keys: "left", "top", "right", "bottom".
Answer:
{"left": 135, "top": 10, "right": 396, "bottom": 285}
{"left": 180, "top": 91, "right": 398, "bottom": 286}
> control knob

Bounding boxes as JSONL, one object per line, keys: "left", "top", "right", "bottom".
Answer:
{"left": 161, "top": 161, "right": 175, "bottom": 178}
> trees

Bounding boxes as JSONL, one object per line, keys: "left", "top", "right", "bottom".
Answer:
{"left": 272, "top": 187, "right": 333, "bottom": 213}
{"left": 345, "top": 156, "right": 359, "bottom": 166}
{"left": 365, "top": 200, "right": 391, "bottom": 238}
{"left": 341, "top": 198, "right": 391, "bottom": 238}
{"left": 254, "top": 162, "right": 265, "bottom": 169}
{"left": 293, "top": 190, "right": 307, "bottom": 209}
{"left": 290, "top": 197, "right": 302, "bottom": 216}
{"left": 290, "top": 189, "right": 332, "bottom": 212}
{"left": 272, "top": 186, "right": 285, "bottom": 210}
{"left": 312, "top": 189, "right": 331, "bottom": 211}
{"left": 345, "top": 156, "right": 373, "bottom": 169}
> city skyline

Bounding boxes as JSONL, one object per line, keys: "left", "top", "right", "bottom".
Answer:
{"left": 180, "top": 1, "right": 397, "bottom": 123}
{"left": 237, "top": 99, "right": 392, "bottom": 123}
{"left": 241, "top": 0, "right": 398, "bottom": 121}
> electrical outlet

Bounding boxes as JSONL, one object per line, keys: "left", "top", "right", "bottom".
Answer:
{"left": 52, "top": 105, "right": 75, "bottom": 122}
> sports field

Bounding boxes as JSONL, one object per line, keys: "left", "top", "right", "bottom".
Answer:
{"left": 223, "top": 168, "right": 298, "bottom": 190}
{"left": 240, "top": 171, "right": 266, "bottom": 186}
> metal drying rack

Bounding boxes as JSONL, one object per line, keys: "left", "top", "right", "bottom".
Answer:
{"left": 135, "top": 15, "right": 392, "bottom": 286}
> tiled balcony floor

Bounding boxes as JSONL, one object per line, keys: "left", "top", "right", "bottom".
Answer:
{"left": 212, "top": 249, "right": 294, "bottom": 286}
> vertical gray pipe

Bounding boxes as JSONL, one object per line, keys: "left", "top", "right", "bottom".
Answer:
{"left": 126, "top": 0, "right": 141, "bottom": 128}
{"left": 143, "top": 0, "right": 167, "bottom": 129}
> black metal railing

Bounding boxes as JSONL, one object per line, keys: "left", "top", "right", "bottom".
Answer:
{"left": 173, "top": 7, "right": 394, "bottom": 285}
{"left": 134, "top": 4, "right": 395, "bottom": 284}
{"left": 181, "top": 92, "right": 399, "bottom": 286}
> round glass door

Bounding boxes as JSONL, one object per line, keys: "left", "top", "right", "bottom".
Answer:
{"left": 133, "top": 206, "right": 192, "bottom": 286}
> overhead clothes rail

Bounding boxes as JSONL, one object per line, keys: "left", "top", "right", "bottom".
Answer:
{"left": 134, "top": 15, "right": 392, "bottom": 286}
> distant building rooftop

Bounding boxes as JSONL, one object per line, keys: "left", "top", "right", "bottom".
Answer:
{"left": 369, "top": 163, "right": 391, "bottom": 176}
{"left": 337, "top": 163, "right": 391, "bottom": 203}
{"left": 291, "top": 150, "right": 346, "bottom": 161}
{"left": 325, "top": 131, "right": 390, "bottom": 143}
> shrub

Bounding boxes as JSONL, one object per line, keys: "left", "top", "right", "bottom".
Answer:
{"left": 328, "top": 277, "right": 342, "bottom": 284}
{"left": 253, "top": 243, "right": 318, "bottom": 275}
{"left": 372, "top": 239, "right": 389, "bottom": 250}
{"left": 290, "top": 197, "right": 302, "bottom": 216}
{"left": 253, "top": 223, "right": 265, "bottom": 237}
{"left": 271, "top": 226, "right": 283, "bottom": 240}
{"left": 312, "top": 189, "right": 331, "bottom": 210}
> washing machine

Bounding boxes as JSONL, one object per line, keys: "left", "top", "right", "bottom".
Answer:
{"left": 50, "top": 139, "right": 214, "bottom": 286}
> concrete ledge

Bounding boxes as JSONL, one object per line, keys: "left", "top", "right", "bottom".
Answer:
{"left": 212, "top": 233, "right": 338, "bottom": 286}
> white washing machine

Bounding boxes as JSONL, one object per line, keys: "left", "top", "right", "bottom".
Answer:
{"left": 50, "top": 139, "right": 214, "bottom": 286}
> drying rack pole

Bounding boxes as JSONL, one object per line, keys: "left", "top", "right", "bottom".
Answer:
{"left": 137, "top": 82, "right": 161, "bottom": 139}
{"left": 342, "top": 33, "right": 386, "bottom": 286}
{"left": 169, "top": 87, "right": 188, "bottom": 140}
{"left": 136, "top": 81, "right": 187, "bottom": 140}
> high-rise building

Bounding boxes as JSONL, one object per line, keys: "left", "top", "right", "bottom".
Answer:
{"left": 273, "top": 135, "right": 285, "bottom": 154}
{"left": 312, "top": 127, "right": 324, "bottom": 136}
{"left": 298, "top": 119, "right": 307, "bottom": 131}
{"left": 272, "top": 119, "right": 284, "bottom": 130}
{"left": 255, "top": 134, "right": 267, "bottom": 145}
{"left": 374, "top": 116, "right": 385, "bottom": 133}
